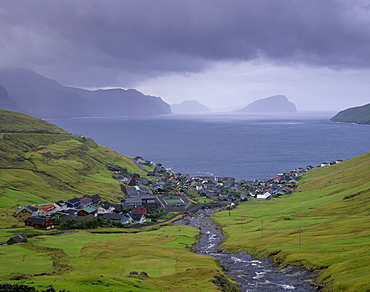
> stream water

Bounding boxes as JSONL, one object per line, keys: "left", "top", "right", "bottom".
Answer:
{"left": 174, "top": 209, "right": 317, "bottom": 292}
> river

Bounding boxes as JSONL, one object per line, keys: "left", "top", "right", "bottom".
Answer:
{"left": 174, "top": 209, "right": 318, "bottom": 292}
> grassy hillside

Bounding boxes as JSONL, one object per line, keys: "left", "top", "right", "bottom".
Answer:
{"left": 0, "top": 109, "right": 149, "bottom": 228}
{"left": 330, "top": 103, "right": 370, "bottom": 125}
{"left": 213, "top": 152, "right": 370, "bottom": 292}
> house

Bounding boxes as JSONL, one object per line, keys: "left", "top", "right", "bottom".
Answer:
{"left": 256, "top": 192, "right": 272, "bottom": 201}
{"left": 24, "top": 217, "right": 55, "bottom": 230}
{"left": 100, "top": 213, "right": 132, "bottom": 225}
{"left": 152, "top": 184, "right": 164, "bottom": 193}
{"left": 128, "top": 211, "right": 146, "bottom": 224}
{"left": 90, "top": 194, "right": 101, "bottom": 204}
{"left": 96, "top": 204, "right": 115, "bottom": 215}
{"left": 7, "top": 233, "right": 28, "bottom": 245}
{"left": 62, "top": 208, "right": 79, "bottom": 217}
{"left": 132, "top": 207, "right": 147, "bottom": 215}
{"left": 54, "top": 200, "right": 66, "bottom": 211}
{"left": 137, "top": 177, "right": 150, "bottom": 186}
{"left": 80, "top": 197, "right": 93, "bottom": 207}
{"left": 15, "top": 205, "right": 39, "bottom": 220}
{"left": 66, "top": 198, "right": 81, "bottom": 209}
{"left": 123, "top": 197, "right": 143, "bottom": 207}
{"left": 126, "top": 186, "right": 151, "bottom": 197}
{"left": 140, "top": 195, "right": 157, "bottom": 205}
{"left": 38, "top": 204, "right": 56, "bottom": 217}
{"left": 77, "top": 206, "right": 98, "bottom": 217}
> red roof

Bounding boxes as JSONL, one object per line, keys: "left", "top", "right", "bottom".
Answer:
{"left": 132, "top": 207, "right": 147, "bottom": 215}
{"left": 80, "top": 197, "right": 93, "bottom": 203}
{"left": 39, "top": 204, "right": 55, "bottom": 213}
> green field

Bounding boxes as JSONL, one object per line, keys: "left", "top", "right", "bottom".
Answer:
{"left": 0, "top": 226, "right": 235, "bottom": 292}
{"left": 213, "top": 152, "right": 370, "bottom": 292}
{"left": 164, "top": 198, "right": 184, "bottom": 204}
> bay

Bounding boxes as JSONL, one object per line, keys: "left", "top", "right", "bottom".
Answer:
{"left": 46, "top": 112, "right": 370, "bottom": 181}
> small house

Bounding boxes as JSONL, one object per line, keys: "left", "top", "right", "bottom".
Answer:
{"left": 80, "top": 197, "right": 93, "bottom": 207}
{"left": 15, "top": 205, "right": 39, "bottom": 220}
{"left": 38, "top": 204, "right": 56, "bottom": 217}
{"left": 90, "top": 194, "right": 101, "bottom": 204}
{"left": 7, "top": 233, "right": 28, "bottom": 245}
{"left": 256, "top": 192, "right": 272, "bottom": 201}
{"left": 128, "top": 211, "right": 146, "bottom": 224}
{"left": 66, "top": 198, "right": 82, "bottom": 209}
{"left": 77, "top": 206, "right": 98, "bottom": 217}
{"left": 24, "top": 217, "right": 55, "bottom": 230}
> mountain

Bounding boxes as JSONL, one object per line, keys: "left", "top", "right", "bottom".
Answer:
{"left": 0, "top": 68, "right": 171, "bottom": 118}
{"left": 171, "top": 100, "right": 211, "bottom": 113}
{"left": 238, "top": 95, "right": 297, "bottom": 113}
{"left": 0, "top": 85, "right": 23, "bottom": 112}
{"left": 330, "top": 103, "right": 370, "bottom": 125}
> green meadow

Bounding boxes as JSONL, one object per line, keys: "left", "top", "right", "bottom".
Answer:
{"left": 0, "top": 226, "right": 233, "bottom": 292}
{"left": 213, "top": 152, "right": 370, "bottom": 292}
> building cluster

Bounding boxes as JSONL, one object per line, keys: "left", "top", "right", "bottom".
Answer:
{"left": 15, "top": 194, "right": 149, "bottom": 230}
{"left": 14, "top": 157, "right": 344, "bottom": 230}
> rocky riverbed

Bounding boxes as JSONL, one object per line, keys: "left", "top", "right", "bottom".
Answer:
{"left": 174, "top": 209, "right": 318, "bottom": 292}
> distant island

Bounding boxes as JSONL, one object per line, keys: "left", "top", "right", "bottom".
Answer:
{"left": 330, "top": 103, "right": 370, "bottom": 125}
{"left": 238, "top": 95, "right": 297, "bottom": 113}
{"left": 0, "top": 68, "right": 171, "bottom": 118}
{"left": 171, "top": 100, "right": 211, "bottom": 113}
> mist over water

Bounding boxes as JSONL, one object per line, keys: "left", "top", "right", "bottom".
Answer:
{"left": 47, "top": 112, "right": 370, "bottom": 181}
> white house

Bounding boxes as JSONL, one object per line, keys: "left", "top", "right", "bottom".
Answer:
{"left": 256, "top": 192, "right": 272, "bottom": 201}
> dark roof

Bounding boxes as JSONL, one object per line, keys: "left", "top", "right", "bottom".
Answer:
{"left": 11, "top": 233, "right": 28, "bottom": 243}
{"left": 128, "top": 210, "right": 143, "bottom": 221}
{"left": 102, "top": 202, "right": 114, "bottom": 209}
{"left": 90, "top": 194, "right": 101, "bottom": 201}
{"left": 67, "top": 198, "right": 80, "bottom": 204}
{"left": 24, "top": 217, "right": 51, "bottom": 224}
{"left": 55, "top": 200, "right": 65, "bottom": 206}
{"left": 101, "top": 213, "right": 125, "bottom": 220}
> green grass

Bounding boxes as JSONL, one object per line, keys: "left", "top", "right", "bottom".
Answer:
{"left": 213, "top": 152, "right": 370, "bottom": 292}
{"left": 0, "top": 110, "right": 151, "bottom": 223}
{"left": 0, "top": 226, "right": 231, "bottom": 292}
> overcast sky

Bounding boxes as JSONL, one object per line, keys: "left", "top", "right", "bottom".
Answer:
{"left": 1, "top": 0, "right": 370, "bottom": 111}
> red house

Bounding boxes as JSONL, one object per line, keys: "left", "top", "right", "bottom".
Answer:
{"left": 132, "top": 207, "right": 147, "bottom": 215}
{"left": 24, "top": 217, "right": 55, "bottom": 230}
{"left": 77, "top": 206, "right": 98, "bottom": 216}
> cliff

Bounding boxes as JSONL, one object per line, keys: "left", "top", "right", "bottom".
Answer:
{"left": 0, "top": 68, "right": 171, "bottom": 118}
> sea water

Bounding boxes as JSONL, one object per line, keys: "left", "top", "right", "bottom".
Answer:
{"left": 47, "top": 112, "right": 369, "bottom": 181}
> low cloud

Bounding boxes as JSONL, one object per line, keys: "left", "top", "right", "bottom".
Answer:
{"left": 1, "top": 0, "right": 370, "bottom": 88}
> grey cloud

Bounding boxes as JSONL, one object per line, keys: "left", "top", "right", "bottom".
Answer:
{"left": 0, "top": 0, "right": 370, "bottom": 87}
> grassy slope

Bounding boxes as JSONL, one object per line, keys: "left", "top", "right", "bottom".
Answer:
{"left": 0, "top": 109, "right": 149, "bottom": 227}
{"left": 0, "top": 226, "right": 230, "bottom": 292}
{"left": 213, "top": 152, "right": 370, "bottom": 292}
{"left": 330, "top": 103, "right": 370, "bottom": 124}
{"left": 0, "top": 110, "right": 235, "bottom": 291}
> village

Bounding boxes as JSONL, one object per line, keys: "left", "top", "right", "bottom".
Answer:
{"left": 14, "top": 156, "right": 344, "bottom": 231}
